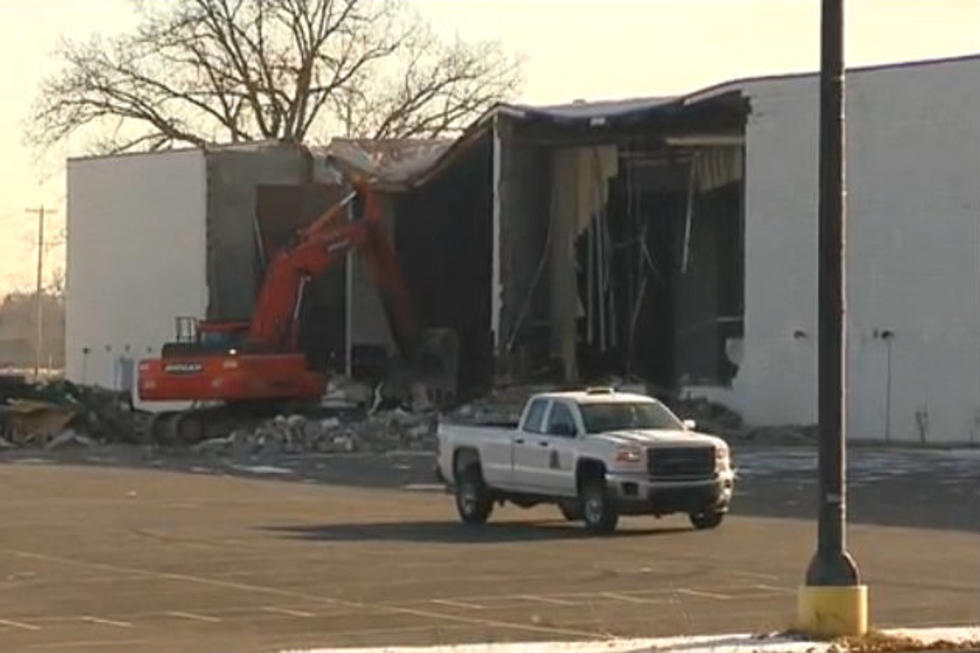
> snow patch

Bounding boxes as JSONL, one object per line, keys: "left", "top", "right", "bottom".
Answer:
{"left": 229, "top": 464, "right": 293, "bottom": 475}
{"left": 279, "top": 626, "right": 980, "bottom": 653}
{"left": 279, "top": 633, "right": 813, "bottom": 653}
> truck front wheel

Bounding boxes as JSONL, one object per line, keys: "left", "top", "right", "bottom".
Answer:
{"left": 689, "top": 510, "right": 724, "bottom": 530}
{"left": 580, "top": 479, "right": 618, "bottom": 534}
{"left": 558, "top": 500, "right": 582, "bottom": 521}
{"left": 455, "top": 468, "right": 493, "bottom": 525}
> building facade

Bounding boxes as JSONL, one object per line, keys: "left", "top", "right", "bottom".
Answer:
{"left": 66, "top": 56, "right": 980, "bottom": 442}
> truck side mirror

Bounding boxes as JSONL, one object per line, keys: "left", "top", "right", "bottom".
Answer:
{"left": 683, "top": 419, "right": 697, "bottom": 431}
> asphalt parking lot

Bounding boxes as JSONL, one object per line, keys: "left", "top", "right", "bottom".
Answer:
{"left": 0, "top": 445, "right": 977, "bottom": 652}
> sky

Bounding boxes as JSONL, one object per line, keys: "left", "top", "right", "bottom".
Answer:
{"left": 0, "top": 0, "right": 978, "bottom": 297}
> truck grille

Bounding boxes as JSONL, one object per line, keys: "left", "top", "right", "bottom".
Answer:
{"left": 647, "top": 447, "right": 715, "bottom": 479}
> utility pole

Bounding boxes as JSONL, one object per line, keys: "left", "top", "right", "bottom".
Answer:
{"left": 797, "top": 0, "right": 867, "bottom": 637}
{"left": 25, "top": 206, "right": 55, "bottom": 381}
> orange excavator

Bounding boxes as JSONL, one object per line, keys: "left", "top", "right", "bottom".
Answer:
{"left": 138, "top": 180, "right": 458, "bottom": 443}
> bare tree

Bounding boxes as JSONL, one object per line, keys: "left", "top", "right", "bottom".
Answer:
{"left": 31, "top": 0, "right": 522, "bottom": 153}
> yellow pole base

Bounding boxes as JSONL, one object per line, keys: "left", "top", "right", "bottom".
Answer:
{"left": 797, "top": 585, "right": 869, "bottom": 638}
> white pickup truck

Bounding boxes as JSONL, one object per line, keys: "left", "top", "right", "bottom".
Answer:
{"left": 437, "top": 388, "right": 735, "bottom": 533}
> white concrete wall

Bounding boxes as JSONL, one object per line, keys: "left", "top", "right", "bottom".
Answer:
{"left": 732, "top": 58, "right": 980, "bottom": 442}
{"left": 66, "top": 150, "right": 208, "bottom": 403}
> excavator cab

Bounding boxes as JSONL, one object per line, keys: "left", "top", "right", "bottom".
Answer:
{"left": 159, "top": 317, "right": 248, "bottom": 358}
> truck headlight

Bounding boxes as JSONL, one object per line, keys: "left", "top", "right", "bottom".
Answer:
{"left": 615, "top": 446, "right": 644, "bottom": 463}
{"left": 715, "top": 444, "right": 731, "bottom": 470}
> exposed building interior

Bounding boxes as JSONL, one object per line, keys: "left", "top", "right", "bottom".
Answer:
{"left": 391, "top": 134, "right": 494, "bottom": 399}
{"left": 189, "top": 101, "right": 750, "bottom": 402}
{"left": 493, "top": 93, "right": 749, "bottom": 394}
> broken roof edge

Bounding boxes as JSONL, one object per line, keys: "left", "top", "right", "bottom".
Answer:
{"left": 401, "top": 94, "right": 725, "bottom": 189}
{"left": 316, "top": 137, "right": 455, "bottom": 192}
{"left": 65, "top": 53, "right": 980, "bottom": 177}
{"left": 400, "top": 51, "right": 980, "bottom": 190}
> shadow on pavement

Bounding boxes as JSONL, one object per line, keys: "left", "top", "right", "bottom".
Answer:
{"left": 6, "top": 445, "right": 977, "bottom": 533}
{"left": 261, "top": 520, "right": 693, "bottom": 543}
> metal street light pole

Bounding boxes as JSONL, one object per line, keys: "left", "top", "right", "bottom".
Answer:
{"left": 798, "top": 0, "right": 867, "bottom": 637}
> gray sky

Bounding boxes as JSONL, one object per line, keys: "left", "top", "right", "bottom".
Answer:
{"left": 1, "top": 0, "right": 978, "bottom": 296}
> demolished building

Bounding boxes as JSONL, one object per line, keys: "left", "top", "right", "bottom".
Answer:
{"left": 67, "top": 54, "right": 980, "bottom": 442}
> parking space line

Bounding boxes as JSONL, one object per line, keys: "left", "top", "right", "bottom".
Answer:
{"left": 431, "top": 599, "right": 485, "bottom": 610}
{"left": 727, "top": 569, "right": 780, "bottom": 581}
{"left": 165, "top": 611, "right": 221, "bottom": 623}
{"left": 0, "top": 618, "right": 41, "bottom": 631}
{"left": 677, "top": 588, "right": 733, "bottom": 600}
{"left": 28, "top": 639, "right": 149, "bottom": 650}
{"left": 601, "top": 592, "right": 665, "bottom": 604}
{"left": 752, "top": 584, "right": 795, "bottom": 594}
{"left": 4, "top": 547, "right": 602, "bottom": 639}
{"left": 519, "top": 594, "right": 578, "bottom": 606}
{"left": 262, "top": 606, "right": 316, "bottom": 618}
{"left": 79, "top": 616, "right": 132, "bottom": 628}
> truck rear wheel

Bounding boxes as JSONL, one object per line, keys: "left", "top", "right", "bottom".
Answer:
{"left": 580, "top": 479, "right": 618, "bottom": 534}
{"left": 455, "top": 468, "right": 493, "bottom": 525}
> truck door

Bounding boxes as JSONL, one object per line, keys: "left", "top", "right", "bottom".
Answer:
{"left": 510, "top": 398, "right": 550, "bottom": 492}
{"left": 538, "top": 401, "right": 579, "bottom": 495}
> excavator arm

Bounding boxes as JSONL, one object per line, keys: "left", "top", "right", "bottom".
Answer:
{"left": 246, "top": 181, "right": 424, "bottom": 358}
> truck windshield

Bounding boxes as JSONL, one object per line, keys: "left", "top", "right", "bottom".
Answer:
{"left": 579, "top": 401, "right": 683, "bottom": 433}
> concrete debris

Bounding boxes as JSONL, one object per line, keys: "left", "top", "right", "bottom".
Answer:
{"left": 192, "top": 436, "right": 233, "bottom": 454}
{"left": 192, "top": 409, "right": 439, "bottom": 458}
{"left": 410, "top": 382, "right": 435, "bottom": 413}
{"left": 0, "top": 435, "right": 13, "bottom": 450}
{"left": 321, "top": 376, "right": 374, "bottom": 408}
{"left": 44, "top": 429, "right": 95, "bottom": 451}
{"left": 742, "top": 424, "right": 817, "bottom": 445}
{"left": 447, "top": 384, "right": 558, "bottom": 427}
{"left": 667, "top": 396, "right": 744, "bottom": 437}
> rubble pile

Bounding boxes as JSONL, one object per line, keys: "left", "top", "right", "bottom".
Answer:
{"left": 666, "top": 395, "right": 745, "bottom": 438}
{"left": 193, "top": 409, "right": 438, "bottom": 457}
{"left": 665, "top": 394, "right": 816, "bottom": 445}
{"left": 0, "top": 375, "right": 142, "bottom": 448}
{"left": 446, "top": 384, "right": 558, "bottom": 426}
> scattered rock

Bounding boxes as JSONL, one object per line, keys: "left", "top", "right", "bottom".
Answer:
{"left": 331, "top": 434, "right": 356, "bottom": 452}
{"left": 321, "top": 376, "right": 374, "bottom": 408}
{"left": 410, "top": 382, "right": 435, "bottom": 413}
{"left": 192, "top": 436, "right": 232, "bottom": 454}
{"left": 44, "top": 429, "right": 95, "bottom": 451}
